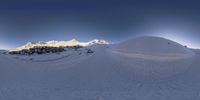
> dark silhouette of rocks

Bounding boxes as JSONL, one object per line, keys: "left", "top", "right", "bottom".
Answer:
{"left": 86, "top": 49, "right": 94, "bottom": 54}
{"left": 9, "top": 46, "right": 83, "bottom": 55}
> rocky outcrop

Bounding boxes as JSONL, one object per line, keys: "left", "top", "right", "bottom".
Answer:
{"left": 9, "top": 46, "right": 83, "bottom": 55}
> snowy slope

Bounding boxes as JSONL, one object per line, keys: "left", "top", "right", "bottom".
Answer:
{"left": 112, "top": 36, "right": 193, "bottom": 55}
{"left": 109, "top": 36, "right": 195, "bottom": 78}
{"left": 0, "top": 36, "right": 200, "bottom": 100}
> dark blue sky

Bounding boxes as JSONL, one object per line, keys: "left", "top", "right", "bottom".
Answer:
{"left": 0, "top": 0, "right": 200, "bottom": 49}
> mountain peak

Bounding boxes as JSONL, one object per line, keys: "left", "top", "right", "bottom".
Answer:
{"left": 69, "top": 38, "right": 79, "bottom": 42}
{"left": 89, "top": 39, "right": 109, "bottom": 45}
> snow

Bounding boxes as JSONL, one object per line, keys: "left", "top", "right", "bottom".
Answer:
{"left": 112, "top": 36, "right": 193, "bottom": 55}
{"left": 0, "top": 36, "right": 200, "bottom": 100}
{"left": 110, "top": 36, "right": 194, "bottom": 62}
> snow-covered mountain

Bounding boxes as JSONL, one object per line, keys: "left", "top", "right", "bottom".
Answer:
{"left": 1, "top": 36, "right": 200, "bottom": 100}
{"left": 12, "top": 39, "right": 109, "bottom": 51}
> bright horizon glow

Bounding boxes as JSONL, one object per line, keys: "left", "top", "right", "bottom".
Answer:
{"left": 0, "top": 43, "right": 12, "bottom": 50}
{"left": 153, "top": 34, "right": 200, "bottom": 49}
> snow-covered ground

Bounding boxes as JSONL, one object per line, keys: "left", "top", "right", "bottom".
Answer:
{"left": 0, "top": 36, "right": 200, "bottom": 100}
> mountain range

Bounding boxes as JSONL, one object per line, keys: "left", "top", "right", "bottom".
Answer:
{"left": 12, "top": 39, "right": 109, "bottom": 51}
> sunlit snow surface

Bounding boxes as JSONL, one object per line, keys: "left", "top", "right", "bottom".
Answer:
{"left": 0, "top": 36, "right": 200, "bottom": 100}
{"left": 11, "top": 39, "right": 109, "bottom": 51}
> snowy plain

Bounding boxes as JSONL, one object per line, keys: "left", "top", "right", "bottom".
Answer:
{"left": 0, "top": 36, "right": 200, "bottom": 100}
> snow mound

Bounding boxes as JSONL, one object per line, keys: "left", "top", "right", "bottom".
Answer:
{"left": 111, "top": 36, "right": 194, "bottom": 60}
{"left": 109, "top": 36, "right": 195, "bottom": 78}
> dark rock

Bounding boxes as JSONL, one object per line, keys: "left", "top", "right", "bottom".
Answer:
{"left": 86, "top": 49, "right": 94, "bottom": 54}
{"left": 9, "top": 45, "right": 83, "bottom": 55}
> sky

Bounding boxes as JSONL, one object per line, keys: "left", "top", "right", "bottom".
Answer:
{"left": 0, "top": 0, "right": 200, "bottom": 49}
